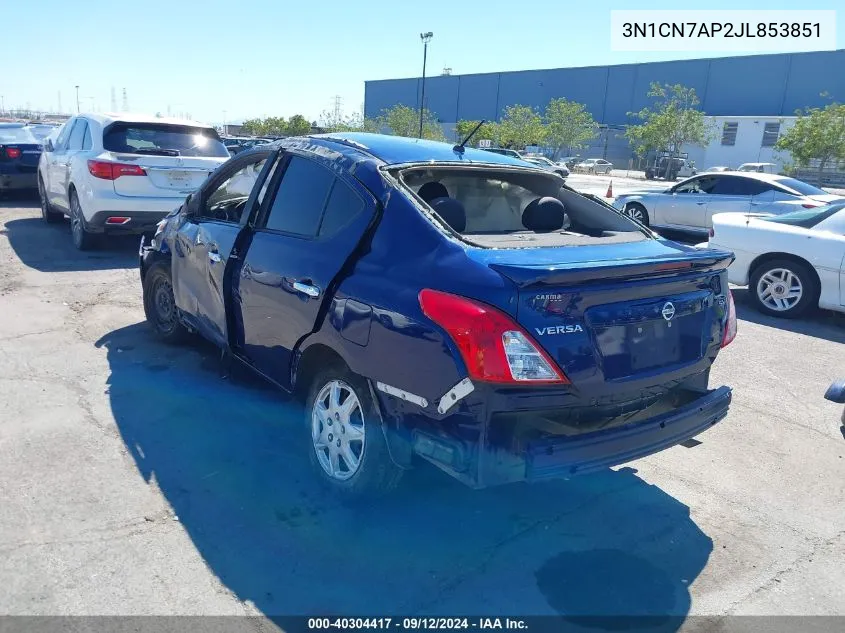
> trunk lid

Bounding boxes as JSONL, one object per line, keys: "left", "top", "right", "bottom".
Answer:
{"left": 469, "top": 240, "right": 733, "bottom": 386}
{"left": 106, "top": 152, "right": 223, "bottom": 198}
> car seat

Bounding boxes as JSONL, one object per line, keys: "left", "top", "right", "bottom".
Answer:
{"left": 429, "top": 197, "right": 466, "bottom": 233}
{"left": 522, "top": 197, "right": 567, "bottom": 232}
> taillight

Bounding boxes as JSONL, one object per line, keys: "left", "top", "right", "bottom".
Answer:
{"left": 708, "top": 227, "right": 715, "bottom": 239}
{"left": 87, "top": 160, "right": 146, "bottom": 180}
{"left": 802, "top": 203, "right": 821, "bottom": 209}
{"left": 418, "top": 289, "right": 568, "bottom": 384}
{"left": 5, "top": 147, "right": 21, "bottom": 159}
{"left": 721, "top": 290, "right": 737, "bottom": 348}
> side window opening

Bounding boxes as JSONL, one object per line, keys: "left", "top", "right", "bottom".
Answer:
{"left": 202, "top": 158, "right": 267, "bottom": 223}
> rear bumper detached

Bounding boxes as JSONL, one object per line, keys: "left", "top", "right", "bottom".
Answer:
{"left": 390, "top": 385, "right": 731, "bottom": 489}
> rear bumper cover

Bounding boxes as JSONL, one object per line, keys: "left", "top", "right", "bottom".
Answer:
{"left": 0, "top": 172, "right": 37, "bottom": 190}
{"left": 86, "top": 209, "right": 169, "bottom": 234}
{"left": 523, "top": 386, "right": 731, "bottom": 481}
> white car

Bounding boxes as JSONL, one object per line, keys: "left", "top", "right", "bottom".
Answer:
{"left": 737, "top": 162, "right": 777, "bottom": 174}
{"left": 612, "top": 172, "right": 844, "bottom": 235}
{"left": 575, "top": 158, "right": 613, "bottom": 174}
{"left": 522, "top": 155, "right": 569, "bottom": 178}
{"left": 38, "top": 113, "right": 230, "bottom": 250}
{"left": 708, "top": 202, "right": 845, "bottom": 318}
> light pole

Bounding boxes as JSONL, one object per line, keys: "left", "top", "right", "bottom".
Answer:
{"left": 418, "top": 31, "right": 433, "bottom": 139}
{"left": 222, "top": 110, "right": 228, "bottom": 136}
{"left": 74, "top": 85, "right": 80, "bottom": 113}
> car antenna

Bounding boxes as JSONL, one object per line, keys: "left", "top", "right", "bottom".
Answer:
{"left": 453, "top": 120, "right": 486, "bottom": 154}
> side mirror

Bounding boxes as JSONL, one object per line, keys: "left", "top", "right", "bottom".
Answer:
{"left": 44, "top": 140, "right": 54, "bottom": 152}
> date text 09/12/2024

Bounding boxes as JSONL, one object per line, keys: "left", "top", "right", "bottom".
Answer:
{"left": 307, "top": 618, "right": 527, "bottom": 630}
{"left": 622, "top": 22, "right": 821, "bottom": 38}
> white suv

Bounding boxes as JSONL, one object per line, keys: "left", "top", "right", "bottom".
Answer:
{"left": 38, "top": 113, "right": 230, "bottom": 249}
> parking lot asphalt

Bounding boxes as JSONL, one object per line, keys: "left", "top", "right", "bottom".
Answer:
{"left": 1, "top": 191, "right": 844, "bottom": 625}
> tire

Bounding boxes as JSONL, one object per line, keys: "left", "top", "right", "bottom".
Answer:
{"left": 749, "top": 258, "right": 818, "bottom": 319}
{"left": 39, "top": 177, "right": 63, "bottom": 224}
{"left": 623, "top": 202, "right": 650, "bottom": 226}
{"left": 143, "top": 261, "right": 189, "bottom": 343}
{"left": 305, "top": 365, "right": 403, "bottom": 498}
{"left": 69, "top": 189, "right": 97, "bottom": 251}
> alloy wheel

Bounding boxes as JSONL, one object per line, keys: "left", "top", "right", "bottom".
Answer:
{"left": 311, "top": 380, "right": 365, "bottom": 481}
{"left": 70, "top": 196, "right": 84, "bottom": 245}
{"left": 756, "top": 267, "right": 803, "bottom": 312}
{"left": 625, "top": 204, "right": 646, "bottom": 223}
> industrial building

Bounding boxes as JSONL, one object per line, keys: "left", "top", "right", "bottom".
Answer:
{"left": 364, "top": 49, "right": 845, "bottom": 167}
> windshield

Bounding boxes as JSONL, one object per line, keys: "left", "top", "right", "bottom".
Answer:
{"left": 764, "top": 202, "right": 845, "bottom": 228}
{"left": 775, "top": 177, "right": 828, "bottom": 196}
{"left": 0, "top": 126, "right": 38, "bottom": 144}
{"left": 103, "top": 123, "right": 229, "bottom": 157}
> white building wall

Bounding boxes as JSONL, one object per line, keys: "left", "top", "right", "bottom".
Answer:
{"left": 683, "top": 116, "right": 796, "bottom": 172}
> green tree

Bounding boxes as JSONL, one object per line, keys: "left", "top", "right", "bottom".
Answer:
{"left": 454, "top": 120, "right": 499, "bottom": 146}
{"left": 544, "top": 98, "right": 598, "bottom": 159}
{"left": 775, "top": 102, "right": 845, "bottom": 186}
{"left": 285, "top": 114, "right": 312, "bottom": 136}
{"left": 497, "top": 105, "right": 546, "bottom": 150}
{"left": 319, "top": 109, "right": 379, "bottom": 133}
{"left": 376, "top": 104, "right": 444, "bottom": 141}
{"left": 626, "top": 83, "right": 712, "bottom": 177}
{"left": 240, "top": 115, "right": 313, "bottom": 137}
{"left": 241, "top": 118, "right": 267, "bottom": 136}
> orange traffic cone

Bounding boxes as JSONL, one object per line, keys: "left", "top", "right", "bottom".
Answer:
{"left": 605, "top": 180, "right": 613, "bottom": 198}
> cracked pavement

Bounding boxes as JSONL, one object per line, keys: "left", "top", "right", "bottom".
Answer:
{"left": 1, "top": 198, "right": 844, "bottom": 624}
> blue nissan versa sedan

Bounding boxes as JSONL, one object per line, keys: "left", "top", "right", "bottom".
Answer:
{"left": 139, "top": 132, "right": 737, "bottom": 496}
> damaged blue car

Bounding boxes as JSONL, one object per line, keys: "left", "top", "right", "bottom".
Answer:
{"left": 140, "top": 133, "right": 736, "bottom": 496}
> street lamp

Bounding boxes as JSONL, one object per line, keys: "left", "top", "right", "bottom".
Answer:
{"left": 418, "top": 31, "right": 433, "bottom": 139}
{"left": 74, "top": 85, "right": 80, "bottom": 113}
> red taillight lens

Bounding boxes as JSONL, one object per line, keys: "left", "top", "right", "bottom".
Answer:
{"left": 87, "top": 160, "right": 146, "bottom": 180}
{"left": 5, "top": 147, "right": 21, "bottom": 158}
{"left": 802, "top": 203, "right": 821, "bottom": 209}
{"left": 708, "top": 227, "right": 715, "bottom": 239}
{"left": 721, "top": 290, "right": 737, "bottom": 348}
{"left": 418, "top": 289, "right": 568, "bottom": 384}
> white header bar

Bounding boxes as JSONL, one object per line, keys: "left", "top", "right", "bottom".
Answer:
{"left": 610, "top": 10, "right": 837, "bottom": 52}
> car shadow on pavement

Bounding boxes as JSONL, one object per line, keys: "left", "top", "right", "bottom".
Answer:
{"left": 2, "top": 216, "right": 139, "bottom": 272}
{"left": 95, "top": 323, "right": 713, "bottom": 629}
{"left": 732, "top": 288, "right": 845, "bottom": 344}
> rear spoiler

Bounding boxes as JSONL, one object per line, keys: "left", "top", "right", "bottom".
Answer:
{"left": 490, "top": 251, "right": 734, "bottom": 288}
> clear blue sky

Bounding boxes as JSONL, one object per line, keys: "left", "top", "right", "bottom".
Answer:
{"left": 1, "top": 0, "right": 841, "bottom": 125}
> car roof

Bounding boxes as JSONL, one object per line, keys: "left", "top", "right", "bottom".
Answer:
{"left": 311, "top": 132, "right": 532, "bottom": 167}
{"left": 76, "top": 111, "right": 215, "bottom": 129}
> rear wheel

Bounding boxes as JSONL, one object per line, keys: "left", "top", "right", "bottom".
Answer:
{"left": 305, "top": 365, "right": 402, "bottom": 498}
{"left": 624, "top": 202, "right": 650, "bottom": 226}
{"left": 69, "top": 190, "right": 97, "bottom": 251}
{"left": 749, "top": 258, "right": 818, "bottom": 319}
{"left": 143, "top": 261, "right": 189, "bottom": 343}
{"left": 39, "top": 177, "right": 63, "bottom": 224}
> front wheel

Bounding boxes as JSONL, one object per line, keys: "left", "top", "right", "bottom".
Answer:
{"left": 143, "top": 261, "right": 189, "bottom": 343}
{"left": 306, "top": 366, "right": 402, "bottom": 498}
{"left": 749, "top": 259, "right": 818, "bottom": 318}
{"left": 623, "top": 202, "right": 650, "bottom": 226}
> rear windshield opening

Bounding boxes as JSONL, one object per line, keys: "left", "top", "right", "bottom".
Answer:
{"left": 398, "top": 166, "right": 648, "bottom": 248}
{"left": 0, "top": 126, "right": 38, "bottom": 144}
{"left": 103, "top": 123, "right": 229, "bottom": 158}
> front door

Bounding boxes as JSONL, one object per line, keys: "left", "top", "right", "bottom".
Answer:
{"left": 46, "top": 118, "right": 75, "bottom": 209}
{"left": 171, "top": 151, "right": 275, "bottom": 348}
{"left": 703, "top": 175, "right": 758, "bottom": 228}
{"left": 232, "top": 152, "right": 377, "bottom": 389}
{"left": 664, "top": 176, "right": 717, "bottom": 229}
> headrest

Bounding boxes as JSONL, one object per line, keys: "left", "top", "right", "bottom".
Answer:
{"left": 418, "top": 181, "right": 449, "bottom": 203}
{"left": 430, "top": 196, "right": 466, "bottom": 233}
{"left": 522, "top": 197, "right": 566, "bottom": 233}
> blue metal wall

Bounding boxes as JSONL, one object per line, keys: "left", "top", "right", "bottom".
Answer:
{"left": 364, "top": 50, "right": 845, "bottom": 126}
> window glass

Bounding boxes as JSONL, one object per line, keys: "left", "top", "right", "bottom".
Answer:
{"left": 256, "top": 156, "right": 281, "bottom": 206}
{"left": 202, "top": 158, "right": 267, "bottom": 223}
{"left": 674, "top": 176, "right": 717, "bottom": 194}
{"left": 762, "top": 122, "right": 780, "bottom": 147}
{"left": 67, "top": 120, "right": 87, "bottom": 151}
{"left": 0, "top": 126, "right": 38, "bottom": 143}
{"left": 721, "top": 122, "right": 738, "bottom": 146}
{"left": 263, "top": 156, "right": 333, "bottom": 236}
{"left": 82, "top": 124, "right": 92, "bottom": 150}
{"left": 711, "top": 176, "right": 757, "bottom": 196}
{"left": 319, "top": 179, "right": 365, "bottom": 237}
{"left": 103, "top": 123, "right": 229, "bottom": 157}
{"left": 53, "top": 120, "right": 74, "bottom": 151}
{"left": 774, "top": 177, "right": 827, "bottom": 196}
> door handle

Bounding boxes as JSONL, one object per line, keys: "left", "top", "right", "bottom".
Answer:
{"left": 208, "top": 251, "right": 222, "bottom": 263}
{"left": 293, "top": 281, "right": 320, "bottom": 298}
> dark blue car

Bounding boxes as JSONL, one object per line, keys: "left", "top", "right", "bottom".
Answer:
{"left": 0, "top": 123, "right": 42, "bottom": 193}
{"left": 140, "top": 133, "right": 737, "bottom": 495}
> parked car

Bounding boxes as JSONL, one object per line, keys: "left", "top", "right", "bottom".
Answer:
{"left": 140, "top": 132, "right": 736, "bottom": 496}
{"left": 707, "top": 202, "right": 845, "bottom": 318}
{"left": 480, "top": 147, "right": 522, "bottom": 159}
{"left": 575, "top": 158, "right": 613, "bottom": 174}
{"left": 612, "top": 172, "right": 845, "bottom": 234}
{"left": 738, "top": 162, "right": 777, "bottom": 174}
{"left": 522, "top": 155, "right": 569, "bottom": 178}
{"left": 558, "top": 156, "right": 580, "bottom": 169}
{"left": 25, "top": 123, "right": 59, "bottom": 141}
{"left": 645, "top": 157, "right": 696, "bottom": 180}
{"left": 0, "top": 122, "right": 42, "bottom": 193}
{"left": 38, "top": 113, "right": 230, "bottom": 250}
{"left": 824, "top": 380, "right": 845, "bottom": 424}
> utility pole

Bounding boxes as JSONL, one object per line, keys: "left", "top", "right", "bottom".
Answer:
{"left": 418, "top": 32, "right": 433, "bottom": 139}
{"left": 74, "top": 85, "right": 80, "bottom": 113}
{"left": 122, "top": 88, "right": 128, "bottom": 111}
